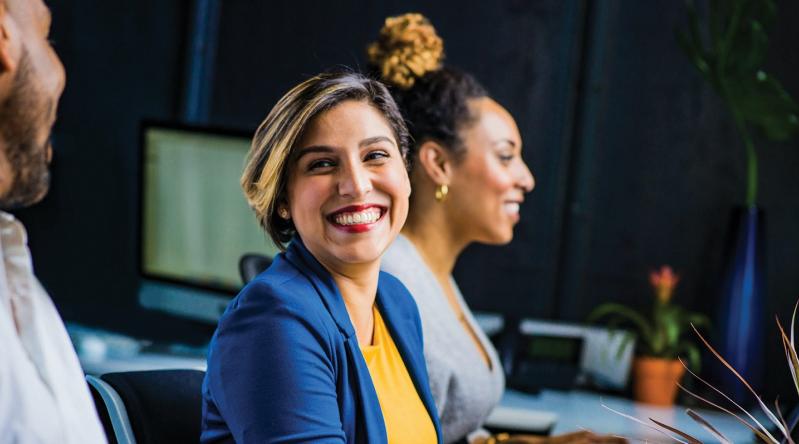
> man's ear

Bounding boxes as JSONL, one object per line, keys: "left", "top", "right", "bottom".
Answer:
{"left": 416, "top": 140, "right": 454, "bottom": 186}
{"left": 0, "top": 2, "right": 16, "bottom": 74}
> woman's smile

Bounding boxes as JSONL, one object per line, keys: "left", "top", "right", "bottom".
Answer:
{"left": 327, "top": 204, "right": 387, "bottom": 233}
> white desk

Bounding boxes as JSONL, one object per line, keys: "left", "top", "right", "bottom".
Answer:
{"left": 80, "top": 352, "right": 206, "bottom": 375}
{"left": 488, "top": 389, "right": 764, "bottom": 443}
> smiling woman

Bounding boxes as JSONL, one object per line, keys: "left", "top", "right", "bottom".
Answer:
{"left": 201, "top": 72, "right": 441, "bottom": 444}
{"left": 373, "top": 13, "right": 622, "bottom": 444}
{"left": 286, "top": 100, "right": 410, "bottom": 281}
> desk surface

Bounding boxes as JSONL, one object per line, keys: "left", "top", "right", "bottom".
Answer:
{"left": 490, "top": 389, "right": 764, "bottom": 443}
{"left": 72, "top": 325, "right": 765, "bottom": 443}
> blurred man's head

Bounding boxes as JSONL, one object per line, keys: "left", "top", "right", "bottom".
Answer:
{"left": 0, "top": 0, "right": 64, "bottom": 209}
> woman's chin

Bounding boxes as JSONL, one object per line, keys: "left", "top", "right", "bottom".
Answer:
{"left": 477, "top": 227, "right": 515, "bottom": 246}
{"left": 322, "top": 236, "right": 392, "bottom": 267}
{"left": 332, "top": 248, "right": 385, "bottom": 267}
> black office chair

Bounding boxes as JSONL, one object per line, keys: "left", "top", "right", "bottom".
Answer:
{"left": 88, "top": 369, "right": 205, "bottom": 444}
{"left": 239, "top": 253, "right": 272, "bottom": 284}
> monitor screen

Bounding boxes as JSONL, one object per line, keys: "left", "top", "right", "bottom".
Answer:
{"left": 140, "top": 124, "right": 281, "bottom": 294}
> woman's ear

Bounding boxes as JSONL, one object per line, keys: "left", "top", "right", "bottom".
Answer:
{"left": 416, "top": 140, "right": 454, "bottom": 186}
{"left": 276, "top": 199, "right": 290, "bottom": 220}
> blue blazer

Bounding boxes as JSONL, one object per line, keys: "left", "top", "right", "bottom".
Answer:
{"left": 201, "top": 238, "right": 442, "bottom": 443}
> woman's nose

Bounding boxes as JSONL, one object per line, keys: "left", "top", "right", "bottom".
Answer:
{"left": 338, "top": 162, "right": 373, "bottom": 198}
{"left": 517, "top": 161, "right": 535, "bottom": 193}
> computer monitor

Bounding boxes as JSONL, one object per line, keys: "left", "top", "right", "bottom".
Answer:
{"left": 138, "top": 122, "right": 281, "bottom": 322}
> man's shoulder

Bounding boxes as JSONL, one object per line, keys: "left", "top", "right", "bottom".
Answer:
{"left": 0, "top": 293, "right": 87, "bottom": 443}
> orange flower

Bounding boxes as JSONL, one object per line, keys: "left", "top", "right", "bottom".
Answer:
{"left": 650, "top": 265, "right": 679, "bottom": 304}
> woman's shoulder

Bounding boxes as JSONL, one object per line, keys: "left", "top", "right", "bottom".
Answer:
{"left": 382, "top": 236, "right": 443, "bottom": 312}
{"left": 220, "top": 254, "right": 332, "bottom": 330}
{"left": 382, "top": 235, "right": 428, "bottom": 284}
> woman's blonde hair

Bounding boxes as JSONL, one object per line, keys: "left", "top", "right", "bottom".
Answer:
{"left": 241, "top": 71, "right": 409, "bottom": 249}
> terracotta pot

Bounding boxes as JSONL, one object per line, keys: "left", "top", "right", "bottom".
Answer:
{"left": 632, "top": 357, "right": 685, "bottom": 406}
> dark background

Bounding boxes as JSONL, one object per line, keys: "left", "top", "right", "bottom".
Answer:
{"left": 14, "top": 0, "right": 799, "bottom": 401}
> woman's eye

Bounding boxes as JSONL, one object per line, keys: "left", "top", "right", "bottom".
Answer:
{"left": 498, "top": 154, "right": 515, "bottom": 164}
{"left": 308, "top": 159, "right": 335, "bottom": 171}
{"left": 364, "top": 150, "right": 390, "bottom": 162}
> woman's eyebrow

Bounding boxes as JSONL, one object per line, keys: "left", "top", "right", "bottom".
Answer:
{"left": 492, "top": 138, "right": 517, "bottom": 148}
{"left": 295, "top": 136, "right": 395, "bottom": 162}
{"left": 359, "top": 136, "right": 395, "bottom": 147}
{"left": 295, "top": 145, "right": 335, "bottom": 161}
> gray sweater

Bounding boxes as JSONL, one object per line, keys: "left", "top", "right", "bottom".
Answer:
{"left": 382, "top": 235, "right": 505, "bottom": 444}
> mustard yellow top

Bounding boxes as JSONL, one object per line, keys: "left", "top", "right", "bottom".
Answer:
{"left": 361, "top": 307, "right": 438, "bottom": 444}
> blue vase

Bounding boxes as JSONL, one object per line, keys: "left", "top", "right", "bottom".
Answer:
{"left": 714, "top": 206, "right": 765, "bottom": 405}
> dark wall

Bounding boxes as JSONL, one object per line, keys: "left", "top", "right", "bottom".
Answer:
{"left": 15, "top": 0, "right": 799, "bottom": 397}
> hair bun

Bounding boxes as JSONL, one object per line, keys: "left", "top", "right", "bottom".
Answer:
{"left": 367, "top": 13, "right": 444, "bottom": 90}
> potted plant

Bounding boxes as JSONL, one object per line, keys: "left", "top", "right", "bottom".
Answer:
{"left": 588, "top": 266, "right": 710, "bottom": 406}
{"left": 601, "top": 302, "right": 799, "bottom": 443}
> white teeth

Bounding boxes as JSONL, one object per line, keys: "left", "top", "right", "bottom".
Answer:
{"left": 333, "top": 209, "right": 382, "bottom": 226}
{"left": 504, "top": 203, "right": 520, "bottom": 214}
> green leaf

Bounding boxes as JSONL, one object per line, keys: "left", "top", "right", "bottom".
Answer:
{"left": 587, "top": 303, "right": 654, "bottom": 347}
{"left": 616, "top": 331, "right": 636, "bottom": 361}
{"left": 732, "top": 19, "right": 768, "bottom": 74}
{"left": 685, "top": 313, "right": 711, "bottom": 328}
{"left": 729, "top": 73, "right": 799, "bottom": 141}
{"left": 724, "top": 1, "right": 775, "bottom": 76}
{"left": 676, "top": 340, "right": 703, "bottom": 373}
{"left": 679, "top": 0, "right": 797, "bottom": 156}
{"left": 677, "top": 30, "right": 711, "bottom": 81}
{"left": 665, "top": 320, "right": 681, "bottom": 349}
{"left": 677, "top": 0, "right": 712, "bottom": 80}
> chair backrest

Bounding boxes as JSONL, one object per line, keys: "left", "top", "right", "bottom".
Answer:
{"left": 87, "top": 375, "right": 123, "bottom": 444}
{"left": 90, "top": 369, "right": 205, "bottom": 444}
{"left": 239, "top": 253, "right": 272, "bottom": 284}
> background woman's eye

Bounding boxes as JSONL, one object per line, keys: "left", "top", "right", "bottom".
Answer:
{"left": 499, "top": 154, "right": 515, "bottom": 164}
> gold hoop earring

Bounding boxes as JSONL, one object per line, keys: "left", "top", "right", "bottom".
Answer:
{"left": 435, "top": 184, "right": 449, "bottom": 202}
{"left": 278, "top": 208, "right": 289, "bottom": 219}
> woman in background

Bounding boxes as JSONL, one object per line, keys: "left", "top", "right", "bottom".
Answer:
{"left": 372, "top": 14, "right": 625, "bottom": 444}
{"left": 201, "top": 71, "right": 440, "bottom": 443}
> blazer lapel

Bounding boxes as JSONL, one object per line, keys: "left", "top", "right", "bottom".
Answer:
{"left": 283, "top": 238, "right": 355, "bottom": 339}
